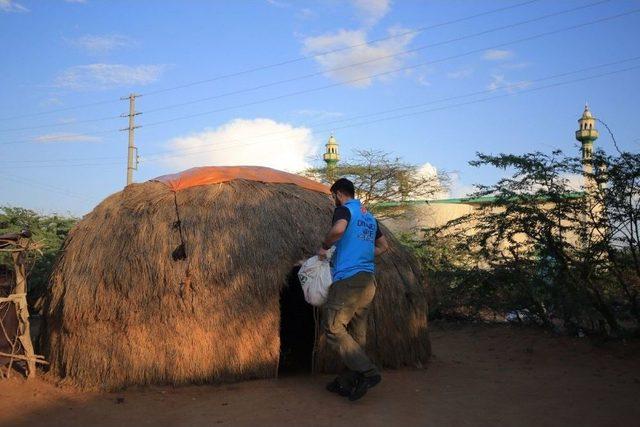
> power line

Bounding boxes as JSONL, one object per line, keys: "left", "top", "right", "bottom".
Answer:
{"left": 0, "top": 114, "right": 121, "bottom": 133}
{"left": 133, "top": 64, "right": 640, "bottom": 163}
{"left": 0, "top": 0, "right": 595, "bottom": 134}
{"left": 4, "top": 56, "right": 639, "bottom": 166}
{"left": 0, "top": 98, "right": 122, "bottom": 123}
{"left": 137, "top": 56, "right": 640, "bottom": 160}
{"left": 5, "top": 64, "right": 638, "bottom": 170}
{"left": 1, "top": 174, "right": 96, "bottom": 202}
{"left": 1, "top": 162, "right": 122, "bottom": 169}
{"left": 320, "top": 65, "right": 640, "bottom": 137}
{"left": 138, "top": 8, "right": 640, "bottom": 130}
{"left": 141, "top": 0, "right": 612, "bottom": 116}
{"left": 2, "top": 8, "right": 637, "bottom": 149}
{"left": 140, "top": 0, "right": 545, "bottom": 97}
{"left": 0, "top": 127, "right": 121, "bottom": 146}
{"left": 0, "top": 0, "right": 542, "bottom": 122}
{"left": 0, "top": 154, "right": 124, "bottom": 164}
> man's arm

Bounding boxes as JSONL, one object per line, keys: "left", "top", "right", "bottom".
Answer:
{"left": 320, "top": 219, "right": 348, "bottom": 254}
{"left": 375, "top": 235, "right": 389, "bottom": 256}
{"left": 318, "top": 206, "right": 350, "bottom": 258}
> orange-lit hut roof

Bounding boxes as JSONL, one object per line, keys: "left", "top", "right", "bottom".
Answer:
{"left": 153, "top": 165, "right": 330, "bottom": 194}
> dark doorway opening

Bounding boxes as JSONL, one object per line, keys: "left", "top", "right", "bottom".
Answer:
{"left": 279, "top": 266, "right": 316, "bottom": 375}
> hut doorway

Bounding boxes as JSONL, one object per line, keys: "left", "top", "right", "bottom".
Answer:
{"left": 278, "top": 266, "right": 316, "bottom": 375}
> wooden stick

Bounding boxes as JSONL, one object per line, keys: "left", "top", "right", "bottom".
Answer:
{"left": 0, "top": 352, "right": 48, "bottom": 365}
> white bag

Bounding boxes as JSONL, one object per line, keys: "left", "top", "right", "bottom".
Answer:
{"left": 298, "top": 248, "right": 334, "bottom": 306}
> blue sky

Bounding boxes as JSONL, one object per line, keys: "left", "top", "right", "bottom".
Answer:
{"left": 1, "top": 0, "right": 639, "bottom": 216}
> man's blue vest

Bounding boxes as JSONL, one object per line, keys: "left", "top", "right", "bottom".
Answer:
{"left": 331, "top": 199, "right": 377, "bottom": 281}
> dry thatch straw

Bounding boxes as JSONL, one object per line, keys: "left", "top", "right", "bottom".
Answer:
{"left": 43, "top": 169, "right": 430, "bottom": 390}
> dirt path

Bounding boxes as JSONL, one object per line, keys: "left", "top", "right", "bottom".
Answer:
{"left": 1, "top": 323, "right": 639, "bottom": 427}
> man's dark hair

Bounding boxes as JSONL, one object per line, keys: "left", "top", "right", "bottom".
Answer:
{"left": 330, "top": 178, "right": 355, "bottom": 198}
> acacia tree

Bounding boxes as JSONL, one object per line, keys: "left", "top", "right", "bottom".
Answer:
{"left": 589, "top": 151, "right": 640, "bottom": 324}
{"left": 306, "top": 149, "right": 449, "bottom": 218}
{"left": 430, "top": 149, "right": 639, "bottom": 336}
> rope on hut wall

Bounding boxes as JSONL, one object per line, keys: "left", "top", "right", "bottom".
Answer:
{"left": 171, "top": 191, "right": 193, "bottom": 302}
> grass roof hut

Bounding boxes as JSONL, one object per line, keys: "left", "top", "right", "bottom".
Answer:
{"left": 43, "top": 166, "right": 430, "bottom": 390}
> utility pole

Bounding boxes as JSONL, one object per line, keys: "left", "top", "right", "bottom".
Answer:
{"left": 120, "top": 93, "right": 141, "bottom": 186}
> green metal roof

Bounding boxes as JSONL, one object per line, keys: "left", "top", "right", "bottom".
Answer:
{"left": 375, "top": 192, "right": 586, "bottom": 208}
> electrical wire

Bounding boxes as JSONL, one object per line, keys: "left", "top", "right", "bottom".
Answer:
{"left": 137, "top": 9, "right": 640, "bottom": 130}
{"left": 140, "top": 0, "right": 545, "bottom": 96}
{"left": 0, "top": 114, "right": 122, "bottom": 133}
{"left": 0, "top": 0, "right": 603, "bottom": 133}
{"left": 137, "top": 56, "right": 640, "bottom": 160}
{"left": 5, "top": 61, "right": 636, "bottom": 171}
{"left": 0, "top": 98, "right": 122, "bottom": 123}
{"left": 135, "top": 65, "right": 640, "bottom": 163}
{"left": 0, "top": 0, "right": 543, "bottom": 122}
{"left": 141, "top": 0, "right": 611, "bottom": 115}
{"left": 3, "top": 6, "right": 634, "bottom": 143}
{"left": 3, "top": 56, "right": 639, "bottom": 166}
{"left": 0, "top": 128, "right": 122, "bottom": 146}
{"left": 2, "top": 174, "right": 96, "bottom": 202}
{"left": 15, "top": 63, "right": 630, "bottom": 167}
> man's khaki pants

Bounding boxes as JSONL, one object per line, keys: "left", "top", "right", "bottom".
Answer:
{"left": 322, "top": 271, "right": 379, "bottom": 376}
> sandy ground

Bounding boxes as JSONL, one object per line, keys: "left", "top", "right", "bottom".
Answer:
{"left": 1, "top": 322, "right": 639, "bottom": 427}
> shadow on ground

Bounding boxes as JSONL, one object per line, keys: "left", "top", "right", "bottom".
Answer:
{"left": 1, "top": 323, "right": 639, "bottom": 427}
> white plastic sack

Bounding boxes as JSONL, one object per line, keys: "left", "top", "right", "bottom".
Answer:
{"left": 298, "top": 247, "right": 335, "bottom": 306}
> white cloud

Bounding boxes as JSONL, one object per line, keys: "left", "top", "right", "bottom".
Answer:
{"left": 296, "top": 8, "right": 315, "bottom": 20}
{"left": 0, "top": 0, "right": 28, "bottom": 12}
{"left": 416, "top": 162, "right": 450, "bottom": 199}
{"left": 54, "top": 63, "right": 166, "bottom": 90}
{"left": 160, "top": 118, "right": 317, "bottom": 172}
{"left": 487, "top": 74, "right": 506, "bottom": 90}
{"left": 482, "top": 49, "right": 513, "bottom": 61}
{"left": 266, "top": 0, "right": 289, "bottom": 7}
{"left": 500, "top": 62, "right": 531, "bottom": 70}
{"left": 68, "top": 34, "right": 135, "bottom": 54}
{"left": 445, "top": 172, "right": 476, "bottom": 199}
{"left": 294, "top": 109, "right": 344, "bottom": 120}
{"left": 31, "top": 133, "right": 102, "bottom": 144}
{"left": 563, "top": 173, "right": 585, "bottom": 191}
{"left": 487, "top": 74, "right": 531, "bottom": 93}
{"left": 39, "top": 97, "right": 63, "bottom": 107}
{"left": 447, "top": 67, "right": 474, "bottom": 79}
{"left": 417, "top": 162, "right": 437, "bottom": 178}
{"left": 416, "top": 73, "right": 430, "bottom": 87}
{"left": 302, "top": 27, "right": 416, "bottom": 87}
{"left": 351, "top": 0, "right": 391, "bottom": 26}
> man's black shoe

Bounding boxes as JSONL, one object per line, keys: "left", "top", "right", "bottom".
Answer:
{"left": 348, "top": 374, "right": 381, "bottom": 401}
{"left": 326, "top": 378, "right": 351, "bottom": 397}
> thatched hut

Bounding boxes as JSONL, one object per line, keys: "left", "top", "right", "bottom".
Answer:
{"left": 44, "top": 166, "right": 430, "bottom": 390}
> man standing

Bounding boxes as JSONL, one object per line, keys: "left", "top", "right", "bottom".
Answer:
{"left": 318, "top": 178, "right": 389, "bottom": 401}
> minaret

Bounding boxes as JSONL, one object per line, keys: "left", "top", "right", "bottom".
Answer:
{"left": 323, "top": 134, "right": 340, "bottom": 180}
{"left": 575, "top": 104, "right": 599, "bottom": 190}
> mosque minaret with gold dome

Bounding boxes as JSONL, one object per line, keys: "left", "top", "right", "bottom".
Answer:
{"left": 575, "top": 104, "right": 599, "bottom": 191}
{"left": 323, "top": 134, "right": 340, "bottom": 180}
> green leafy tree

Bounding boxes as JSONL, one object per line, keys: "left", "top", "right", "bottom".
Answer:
{"left": 0, "top": 207, "right": 77, "bottom": 310}
{"left": 408, "top": 149, "right": 639, "bottom": 336}
{"left": 589, "top": 151, "right": 640, "bottom": 324}
{"left": 306, "top": 149, "right": 449, "bottom": 218}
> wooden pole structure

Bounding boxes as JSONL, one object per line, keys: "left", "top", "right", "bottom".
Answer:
{"left": 0, "top": 233, "right": 44, "bottom": 379}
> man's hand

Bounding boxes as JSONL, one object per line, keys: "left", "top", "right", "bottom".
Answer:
{"left": 318, "top": 219, "right": 347, "bottom": 260}
{"left": 317, "top": 247, "right": 329, "bottom": 260}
